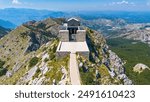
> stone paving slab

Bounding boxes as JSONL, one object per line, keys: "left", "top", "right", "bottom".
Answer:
{"left": 57, "top": 41, "right": 89, "bottom": 53}
{"left": 69, "top": 53, "right": 81, "bottom": 85}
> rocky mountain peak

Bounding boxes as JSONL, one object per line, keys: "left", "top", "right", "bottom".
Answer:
{"left": 0, "top": 18, "right": 131, "bottom": 85}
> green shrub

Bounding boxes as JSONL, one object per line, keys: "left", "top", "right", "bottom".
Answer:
{"left": 89, "top": 29, "right": 94, "bottom": 33}
{"left": 0, "top": 59, "right": 7, "bottom": 76}
{"left": 80, "top": 71, "right": 95, "bottom": 85}
{"left": 0, "top": 60, "right": 5, "bottom": 68}
{"left": 29, "top": 57, "right": 39, "bottom": 67}
{"left": 32, "top": 68, "right": 41, "bottom": 79}
{"left": 48, "top": 46, "right": 57, "bottom": 60}
{"left": 0, "top": 68, "right": 7, "bottom": 76}
{"left": 44, "top": 58, "right": 49, "bottom": 62}
{"left": 44, "top": 56, "right": 69, "bottom": 84}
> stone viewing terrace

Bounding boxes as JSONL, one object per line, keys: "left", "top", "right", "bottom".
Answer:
{"left": 56, "top": 41, "right": 89, "bottom": 58}
{"left": 57, "top": 41, "right": 89, "bottom": 53}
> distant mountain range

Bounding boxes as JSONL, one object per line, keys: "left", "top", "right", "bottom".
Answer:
{"left": 0, "top": 8, "right": 67, "bottom": 28}
{"left": 82, "top": 18, "right": 150, "bottom": 44}
{"left": 0, "top": 19, "right": 16, "bottom": 29}
{"left": 1, "top": 8, "right": 150, "bottom": 29}
{"left": 0, "top": 26, "right": 10, "bottom": 38}
{"left": 1, "top": 8, "right": 150, "bottom": 44}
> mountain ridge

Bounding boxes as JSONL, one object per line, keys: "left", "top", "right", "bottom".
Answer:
{"left": 0, "top": 19, "right": 16, "bottom": 29}
{"left": 0, "top": 18, "right": 132, "bottom": 85}
{"left": 0, "top": 26, "right": 10, "bottom": 38}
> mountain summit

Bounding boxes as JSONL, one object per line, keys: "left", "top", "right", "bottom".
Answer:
{"left": 0, "top": 18, "right": 132, "bottom": 85}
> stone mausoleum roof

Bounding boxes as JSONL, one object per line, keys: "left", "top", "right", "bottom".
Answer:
{"left": 67, "top": 17, "right": 80, "bottom": 22}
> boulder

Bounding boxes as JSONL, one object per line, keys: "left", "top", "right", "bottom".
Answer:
{"left": 117, "top": 74, "right": 127, "bottom": 80}
{"left": 124, "top": 79, "right": 132, "bottom": 85}
{"left": 53, "top": 79, "right": 56, "bottom": 85}
{"left": 133, "top": 63, "right": 149, "bottom": 73}
{"left": 6, "top": 71, "right": 13, "bottom": 78}
{"left": 83, "top": 65, "right": 89, "bottom": 72}
{"left": 95, "top": 56, "right": 100, "bottom": 63}
{"left": 79, "top": 62, "right": 83, "bottom": 68}
{"left": 40, "top": 64, "right": 49, "bottom": 75}
{"left": 109, "top": 71, "right": 116, "bottom": 78}
{"left": 96, "top": 69, "right": 100, "bottom": 79}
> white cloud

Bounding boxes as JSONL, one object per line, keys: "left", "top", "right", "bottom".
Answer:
{"left": 109, "top": 0, "right": 135, "bottom": 6}
{"left": 116, "top": 0, "right": 129, "bottom": 5}
{"left": 12, "top": 0, "right": 21, "bottom": 5}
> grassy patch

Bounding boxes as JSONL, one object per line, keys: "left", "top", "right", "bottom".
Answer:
{"left": 78, "top": 56, "right": 96, "bottom": 85}
{"left": 98, "top": 64, "right": 110, "bottom": 77}
{"left": 32, "top": 67, "right": 41, "bottom": 79}
{"left": 0, "top": 59, "right": 5, "bottom": 68}
{"left": 80, "top": 70, "right": 95, "bottom": 85}
{"left": 48, "top": 39, "right": 59, "bottom": 60}
{"left": 0, "top": 59, "right": 7, "bottom": 76}
{"left": 44, "top": 56, "right": 69, "bottom": 84}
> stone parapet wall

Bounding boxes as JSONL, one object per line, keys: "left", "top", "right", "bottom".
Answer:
{"left": 76, "top": 30, "right": 86, "bottom": 42}
{"left": 56, "top": 51, "right": 89, "bottom": 59}
{"left": 56, "top": 51, "right": 70, "bottom": 59}
{"left": 59, "top": 30, "right": 69, "bottom": 42}
{"left": 78, "top": 51, "right": 89, "bottom": 59}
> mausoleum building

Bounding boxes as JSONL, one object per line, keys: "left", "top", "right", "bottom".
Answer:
{"left": 56, "top": 18, "right": 89, "bottom": 59}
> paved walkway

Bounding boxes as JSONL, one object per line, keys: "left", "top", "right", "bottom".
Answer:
{"left": 69, "top": 53, "right": 81, "bottom": 85}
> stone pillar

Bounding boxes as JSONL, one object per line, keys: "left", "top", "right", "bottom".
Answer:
{"left": 76, "top": 30, "right": 86, "bottom": 42}
{"left": 59, "top": 30, "right": 69, "bottom": 42}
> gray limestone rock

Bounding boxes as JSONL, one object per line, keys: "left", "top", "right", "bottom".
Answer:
{"left": 109, "top": 71, "right": 116, "bottom": 78}
{"left": 12, "top": 63, "right": 22, "bottom": 73}
{"left": 53, "top": 79, "right": 56, "bottom": 85}
{"left": 29, "top": 76, "right": 45, "bottom": 85}
{"left": 17, "top": 66, "right": 38, "bottom": 84}
{"left": 79, "top": 62, "right": 83, "bottom": 68}
{"left": 40, "top": 64, "right": 49, "bottom": 75}
{"left": 84, "top": 65, "right": 89, "bottom": 71}
{"left": 96, "top": 69, "right": 100, "bottom": 79}
{"left": 95, "top": 56, "right": 100, "bottom": 63}
{"left": 117, "top": 74, "right": 127, "bottom": 80}
{"left": 6, "top": 71, "right": 13, "bottom": 78}
{"left": 124, "top": 79, "right": 132, "bottom": 85}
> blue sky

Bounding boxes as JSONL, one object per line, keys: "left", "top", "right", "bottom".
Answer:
{"left": 0, "top": 0, "right": 150, "bottom": 11}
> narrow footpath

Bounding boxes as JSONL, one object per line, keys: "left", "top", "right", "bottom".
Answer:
{"left": 69, "top": 53, "right": 81, "bottom": 85}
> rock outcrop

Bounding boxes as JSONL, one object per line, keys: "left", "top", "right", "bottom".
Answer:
{"left": 133, "top": 63, "right": 150, "bottom": 73}
{"left": 77, "top": 28, "right": 132, "bottom": 85}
